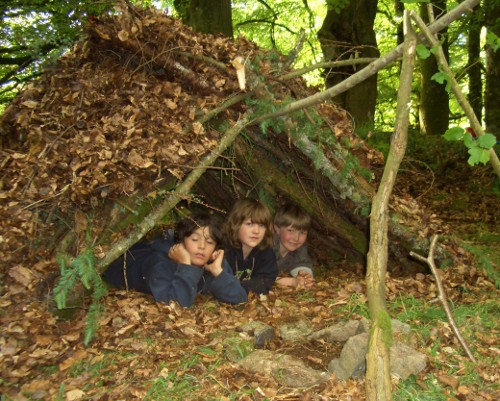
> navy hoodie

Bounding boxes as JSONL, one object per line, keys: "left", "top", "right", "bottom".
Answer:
{"left": 104, "top": 230, "right": 248, "bottom": 307}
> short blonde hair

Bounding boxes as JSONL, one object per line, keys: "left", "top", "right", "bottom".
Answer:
{"left": 225, "top": 198, "right": 274, "bottom": 249}
{"left": 274, "top": 203, "right": 311, "bottom": 231}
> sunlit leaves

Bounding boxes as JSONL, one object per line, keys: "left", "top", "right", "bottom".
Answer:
{"left": 443, "top": 127, "right": 498, "bottom": 166}
{"left": 431, "top": 69, "right": 452, "bottom": 92}
{"left": 486, "top": 32, "right": 500, "bottom": 51}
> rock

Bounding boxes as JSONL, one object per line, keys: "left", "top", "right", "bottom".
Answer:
{"left": 390, "top": 342, "right": 427, "bottom": 379}
{"left": 308, "top": 320, "right": 361, "bottom": 343}
{"left": 240, "top": 321, "right": 275, "bottom": 347}
{"left": 327, "top": 333, "right": 427, "bottom": 381}
{"left": 391, "top": 319, "right": 416, "bottom": 347}
{"left": 328, "top": 333, "right": 369, "bottom": 381}
{"left": 277, "top": 317, "right": 313, "bottom": 342}
{"left": 238, "top": 349, "right": 330, "bottom": 388}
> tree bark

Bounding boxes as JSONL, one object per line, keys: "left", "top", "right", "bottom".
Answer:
{"left": 467, "top": 10, "right": 483, "bottom": 123}
{"left": 174, "top": 0, "right": 233, "bottom": 38}
{"left": 484, "top": 0, "right": 500, "bottom": 136}
{"left": 317, "top": 0, "right": 379, "bottom": 126}
{"left": 418, "top": 0, "right": 449, "bottom": 136}
{"left": 365, "top": 11, "right": 417, "bottom": 401}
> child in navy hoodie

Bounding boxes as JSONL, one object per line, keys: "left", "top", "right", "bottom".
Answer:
{"left": 104, "top": 212, "right": 247, "bottom": 307}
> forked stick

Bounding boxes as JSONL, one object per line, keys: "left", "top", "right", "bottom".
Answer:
{"left": 410, "top": 235, "right": 477, "bottom": 363}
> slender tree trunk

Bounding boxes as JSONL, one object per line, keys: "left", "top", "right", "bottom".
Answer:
{"left": 365, "top": 11, "right": 417, "bottom": 401}
{"left": 484, "top": 0, "right": 500, "bottom": 136}
{"left": 467, "top": 10, "right": 483, "bottom": 123}
{"left": 173, "top": 0, "right": 233, "bottom": 38}
{"left": 317, "top": 0, "right": 379, "bottom": 127}
{"left": 418, "top": 0, "right": 449, "bottom": 135}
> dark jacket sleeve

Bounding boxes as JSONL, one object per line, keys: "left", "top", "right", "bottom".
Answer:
{"left": 142, "top": 251, "right": 204, "bottom": 308}
{"left": 202, "top": 259, "right": 248, "bottom": 304}
{"left": 242, "top": 248, "right": 279, "bottom": 295}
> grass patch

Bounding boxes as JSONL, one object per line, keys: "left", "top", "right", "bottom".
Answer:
{"left": 389, "top": 292, "right": 500, "bottom": 398}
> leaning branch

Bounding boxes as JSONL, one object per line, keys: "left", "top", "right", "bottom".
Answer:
{"left": 95, "top": 116, "right": 250, "bottom": 273}
{"left": 410, "top": 235, "right": 477, "bottom": 363}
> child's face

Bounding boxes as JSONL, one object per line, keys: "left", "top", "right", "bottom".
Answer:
{"left": 275, "top": 225, "right": 308, "bottom": 253}
{"left": 183, "top": 226, "right": 217, "bottom": 267}
{"left": 238, "top": 218, "right": 266, "bottom": 250}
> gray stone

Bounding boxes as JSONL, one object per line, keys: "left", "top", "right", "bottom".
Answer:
{"left": 240, "top": 321, "right": 275, "bottom": 347}
{"left": 390, "top": 342, "right": 427, "bottom": 379}
{"left": 238, "top": 349, "right": 330, "bottom": 388}
{"left": 328, "top": 333, "right": 369, "bottom": 381}
{"left": 327, "top": 333, "right": 427, "bottom": 381}
{"left": 308, "top": 320, "right": 360, "bottom": 343}
{"left": 277, "top": 318, "right": 313, "bottom": 342}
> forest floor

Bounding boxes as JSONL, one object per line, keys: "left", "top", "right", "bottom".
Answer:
{"left": 1, "top": 140, "right": 499, "bottom": 401}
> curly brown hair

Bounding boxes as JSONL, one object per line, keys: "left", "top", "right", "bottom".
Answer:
{"left": 225, "top": 198, "right": 274, "bottom": 249}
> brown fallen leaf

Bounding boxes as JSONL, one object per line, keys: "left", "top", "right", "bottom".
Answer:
{"left": 437, "top": 374, "right": 459, "bottom": 390}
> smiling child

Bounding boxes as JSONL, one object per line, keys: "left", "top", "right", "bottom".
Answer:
{"left": 273, "top": 203, "right": 314, "bottom": 288}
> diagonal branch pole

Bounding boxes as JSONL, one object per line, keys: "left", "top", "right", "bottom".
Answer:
{"left": 410, "top": 235, "right": 477, "bottom": 363}
{"left": 95, "top": 117, "right": 249, "bottom": 274}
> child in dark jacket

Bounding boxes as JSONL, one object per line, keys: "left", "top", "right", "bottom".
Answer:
{"left": 103, "top": 213, "right": 247, "bottom": 307}
{"left": 224, "top": 198, "right": 278, "bottom": 295}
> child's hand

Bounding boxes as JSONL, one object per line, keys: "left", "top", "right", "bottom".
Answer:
{"left": 168, "top": 243, "right": 192, "bottom": 265}
{"left": 204, "top": 249, "right": 224, "bottom": 277}
{"left": 297, "top": 271, "right": 315, "bottom": 288}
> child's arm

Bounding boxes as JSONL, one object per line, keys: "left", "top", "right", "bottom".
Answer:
{"left": 276, "top": 270, "right": 314, "bottom": 288}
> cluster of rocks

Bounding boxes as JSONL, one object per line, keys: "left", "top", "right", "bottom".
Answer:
{"left": 224, "top": 317, "right": 427, "bottom": 388}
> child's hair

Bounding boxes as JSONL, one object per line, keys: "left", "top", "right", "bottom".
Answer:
{"left": 225, "top": 198, "right": 274, "bottom": 249}
{"left": 274, "top": 203, "right": 311, "bottom": 231}
{"left": 174, "top": 212, "right": 225, "bottom": 250}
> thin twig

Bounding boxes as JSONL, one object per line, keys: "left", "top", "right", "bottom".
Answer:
{"left": 410, "top": 235, "right": 477, "bottom": 363}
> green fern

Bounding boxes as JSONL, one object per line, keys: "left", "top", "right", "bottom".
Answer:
{"left": 54, "top": 243, "right": 107, "bottom": 345}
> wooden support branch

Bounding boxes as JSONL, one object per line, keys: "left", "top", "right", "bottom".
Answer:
{"left": 365, "top": 11, "right": 417, "bottom": 400}
{"left": 410, "top": 235, "right": 477, "bottom": 363}
{"left": 409, "top": 11, "right": 500, "bottom": 180}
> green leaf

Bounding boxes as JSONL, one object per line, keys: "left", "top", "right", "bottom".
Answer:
{"left": 416, "top": 44, "right": 431, "bottom": 59}
{"left": 467, "top": 147, "right": 490, "bottom": 165}
{"left": 464, "top": 132, "right": 475, "bottom": 148}
{"left": 430, "top": 46, "right": 439, "bottom": 54}
{"left": 467, "top": 147, "right": 481, "bottom": 165}
{"left": 431, "top": 71, "right": 451, "bottom": 92}
{"left": 443, "top": 126, "right": 464, "bottom": 141}
{"left": 479, "top": 149, "right": 491, "bottom": 164}
{"left": 477, "top": 134, "right": 497, "bottom": 149}
{"left": 486, "top": 32, "right": 500, "bottom": 51}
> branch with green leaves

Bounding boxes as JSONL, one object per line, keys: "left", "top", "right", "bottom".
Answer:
{"left": 410, "top": 9, "right": 500, "bottom": 180}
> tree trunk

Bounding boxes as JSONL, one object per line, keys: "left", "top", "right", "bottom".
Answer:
{"left": 418, "top": 0, "right": 449, "bottom": 136}
{"left": 317, "top": 0, "right": 380, "bottom": 127}
{"left": 174, "top": 0, "right": 233, "bottom": 38}
{"left": 365, "top": 11, "right": 417, "bottom": 401}
{"left": 484, "top": 0, "right": 500, "bottom": 136}
{"left": 467, "top": 10, "right": 483, "bottom": 123}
